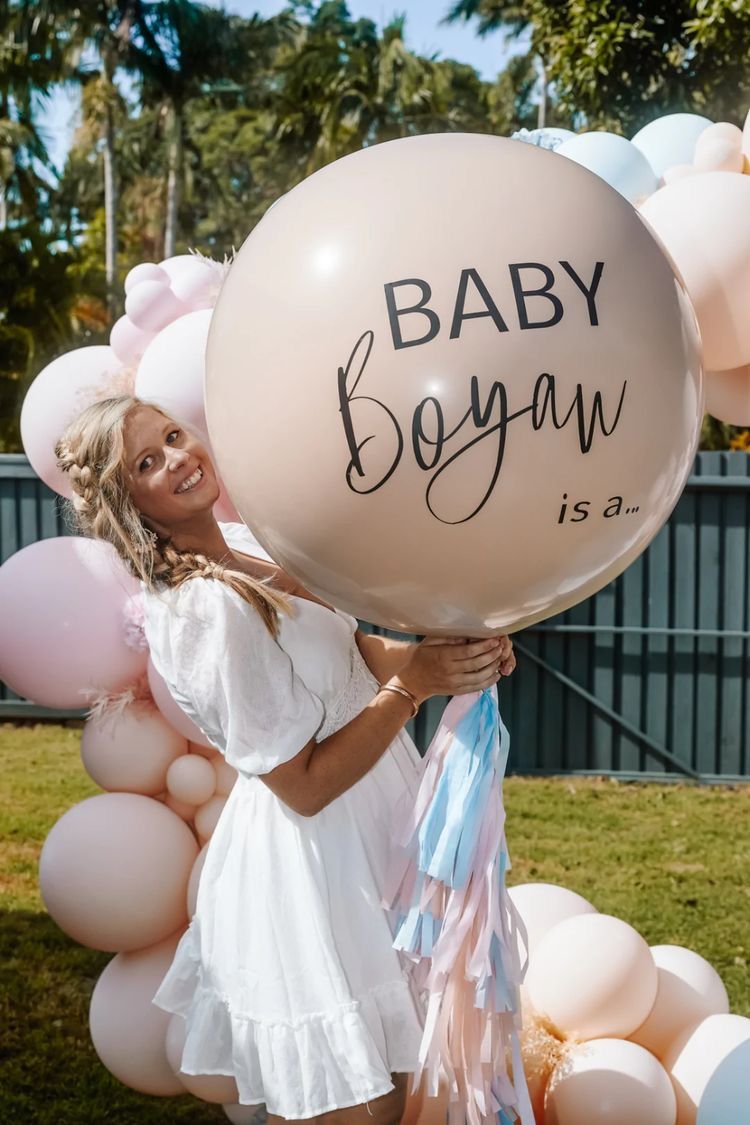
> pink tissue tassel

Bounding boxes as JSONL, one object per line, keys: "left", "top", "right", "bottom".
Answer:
{"left": 382, "top": 691, "right": 535, "bottom": 1125}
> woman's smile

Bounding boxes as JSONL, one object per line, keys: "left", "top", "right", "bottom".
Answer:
{"left": 175, "top": 465, "right": 205, "bottom": 494}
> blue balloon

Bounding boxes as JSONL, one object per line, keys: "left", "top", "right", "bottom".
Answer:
{"left": 632, "top": 112, "right": 713, "bottom": 179}
{"left": 556, "top": 131, "right": 658, "bottom": 204}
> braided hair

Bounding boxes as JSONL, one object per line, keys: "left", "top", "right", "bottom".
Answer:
{"left": 55, "top": 394, "right": 291, "bottom": 637}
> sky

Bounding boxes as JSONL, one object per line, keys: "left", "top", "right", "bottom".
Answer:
{"left": 39, "top": 1, "right": 517, "bottom": 171}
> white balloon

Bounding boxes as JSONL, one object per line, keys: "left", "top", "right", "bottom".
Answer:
{"left": 632, "top": 113, "right": 714, "bottom": 178}
{"left": 557, "top": 131, "right": 658, "bottom": 203}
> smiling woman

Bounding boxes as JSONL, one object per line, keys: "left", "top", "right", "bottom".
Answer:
{"left": 51, "top": 392, "right": 515, "bottom": 1122}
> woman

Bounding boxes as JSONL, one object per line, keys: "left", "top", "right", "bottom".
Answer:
{"left": 55, "top": 394, "right": 515, "bottom": 1124}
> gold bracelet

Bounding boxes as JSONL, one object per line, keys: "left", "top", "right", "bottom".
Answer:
{"left": 377, "top": 681, "right": 420, "bottom": 718}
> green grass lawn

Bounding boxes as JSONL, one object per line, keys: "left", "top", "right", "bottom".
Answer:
{"left": 2, "top": 721, "right": 749, "bottom": 1123}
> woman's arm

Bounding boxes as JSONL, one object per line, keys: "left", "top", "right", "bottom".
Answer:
{"left": 354, "top": 629, "right": 416, "bottom": 685}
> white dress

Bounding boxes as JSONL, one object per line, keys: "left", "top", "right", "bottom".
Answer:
{"left": 141, "top": 521, "right": 428, "bottom": 1119}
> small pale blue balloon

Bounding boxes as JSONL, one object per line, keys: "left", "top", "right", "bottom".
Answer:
{"left": 696, "top": 1035, "right": 750, "bottom": 1125}
{"left": 632, "top": 112, "right": 713, "bottom": 179}
{"left": 556, "top": 131, "right": 658, "bottom": 204}
{"left": 510, "top": 126, "right": 575, "bottom": 152}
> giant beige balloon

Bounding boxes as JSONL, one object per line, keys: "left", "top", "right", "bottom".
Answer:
{"left": 206, "top": 133, "right": 701, "bottom": 635}
{"left": 640, "top": 172, "right": 750, "bottom": 372}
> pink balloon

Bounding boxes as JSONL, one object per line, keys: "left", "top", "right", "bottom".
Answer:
{"left": 20, "top": 345, "right": 122, "bottom": 498}
{"left": 81, "top": 703, "right": 187, "bottom": 794}
{"left": 0, "top": 537, "right": 147, "bottom": 709}
{"left": 704, "top": 363, "right": 750, "bottom": 425}
{"left": 110, "top": 315, "right": 156, "bottom": 367}
{"left": 159, "top": 253, "right": 204, "bottom": 280}
{"left": 124, "top": 261, "right": 169, "bottom": 294}
{"left": 135, "top": 308, "right": 212, "bottom": 434}
{"left": 169, "top": 260, "right": 218, "bottom": 310}
{"left": 166, "top": 753, "right": 217, "bottom": 805}
{"left": 147, "top": 657, "right": 214, "bottom": 748}
{"left": 39, "top": 792, "right": 198, "bottom": 951}
{"left": 125, "top": 279, "right": 189, "bottom": 333}
{"left": 89, "top": 929, "right": 186, "bottom": 1095}
{"left": 165, "top": 1013, "right": 239, "bottom": 1103}
{"left": 187, "top": 842, "right": 208, "bottom": 916}
{"left": 640, "top": 172, "right": 750, "bottom": 371}
{"left": 545, "top": 1038, "right": 676, "bottom": 1125}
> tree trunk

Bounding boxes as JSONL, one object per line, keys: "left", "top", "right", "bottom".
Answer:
{"left": 103, "top": 65, "right": 118, "bottom": 320}
{"left": 164, "top": 103, "right": 182, "bottom": 259}
{"left": 537, "top": 56, "right": 547, "bottom": 130}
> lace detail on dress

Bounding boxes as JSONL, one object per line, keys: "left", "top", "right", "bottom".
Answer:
{"left": 316, "top": 639, "right": 381, "bottom": 741}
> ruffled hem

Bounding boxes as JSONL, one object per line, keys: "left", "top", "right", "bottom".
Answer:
{"left": 151, "top": 920, "right": 426, "bottom": 1119}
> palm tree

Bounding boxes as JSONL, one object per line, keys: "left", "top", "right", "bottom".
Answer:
{"left": 127, "top": 1, "right": 246, "bottom": 258}
{"left": 442, "top": 0, "right": 550, "bottom": 128}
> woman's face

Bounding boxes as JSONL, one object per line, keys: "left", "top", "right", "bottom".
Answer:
{"left": 122, "top": 405, "right": 220, "bottom": 532}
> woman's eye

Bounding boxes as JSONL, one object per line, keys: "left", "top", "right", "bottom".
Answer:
{"left": 167, "top": 429, "right": 180, "bottom": 443}
{"left": 139, "top": 456, "right": 152, "bottom": 472}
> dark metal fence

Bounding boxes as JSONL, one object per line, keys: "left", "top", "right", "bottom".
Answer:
{"left": 3, "top": 453, "right": 750, "bottom": 782}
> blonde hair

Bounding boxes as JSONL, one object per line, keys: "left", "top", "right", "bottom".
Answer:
{"left": 55, "top": 394, "right": 291, "bottom": 637}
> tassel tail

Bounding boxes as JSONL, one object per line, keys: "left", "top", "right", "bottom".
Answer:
{"left": 383, "top": 688, "right": 534, "bottom": 1125}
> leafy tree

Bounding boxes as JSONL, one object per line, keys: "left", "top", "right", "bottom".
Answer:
{"left": 444, "top": 0, "right": 750, "bottom": 134}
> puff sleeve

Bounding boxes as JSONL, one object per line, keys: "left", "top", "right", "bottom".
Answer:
{"left": 141, "top": 578, "right": 325, "bottom": 777}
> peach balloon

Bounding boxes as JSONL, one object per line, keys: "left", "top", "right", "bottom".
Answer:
{"left": 39, "top": 793, "right": 198, "bottom": 951}
{"left": 526, "top": 914, "right": 658, "bottom": 1040}
{"left": 661, "top": 164, "right": 696, "bottom": 185}
{"left": 694, "top": 123, "right": 744, "bottom": 173}
{"left": 664, "top": 1014, "right": 750, "bottom": 1125}
{"left": 213, "top": 757, "right": 238, "bottom": 796}
{"left": 187, "top": 842, "right": 209, "bottom": 916}
{"left": 640, "top": 172, "right": 750, "bottom": 371}
{"left": 167, "top": 753, "right": 217, "bottom": 805}
{"left": 704, "top": 364, "right": 750, "bottom": 425}
{"left": 148, "top": 658, "right": 214, "bottom": 748}
{"left": 166, "top": 1013, "right": 239, "bottom": 1103}
{"left": 81, "top": 703, "right": 187, "bottom": 794}
{"left": 545, "top": 1039, "right": 676, "bottom": 1125}
{"left": 629, "top": 945, "right": 729, "bottom": 1061}
{"left": 20, "top": 344, "right": 122, "bottom": 497}
{"left": 206, "top": 132, "right": 702, "bottom": 635}
{"left": 508, "top": 882, "right": 597, "bottom": 957}
{"left": 0, "top": 537, "right": 146, "bottom": 709}
{"left": 89, "top": 928, "right": 185, "bottom": 1096}
{"left": 126, "top": 279, "right": 189, "bottom": 333}
{"left": 189, "top": 738, "right": 221, "bottom": 759}
{"left": 194, "top": 794, "right": 227, "bottom": 841}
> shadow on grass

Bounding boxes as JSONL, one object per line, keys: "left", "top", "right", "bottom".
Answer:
{"left": 1, "top": 908, "right": 228, "bottom": 1123}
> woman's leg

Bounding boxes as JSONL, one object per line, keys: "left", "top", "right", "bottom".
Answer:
{"left": 318, "top": 1072, "right": 409, "bottom": 1125}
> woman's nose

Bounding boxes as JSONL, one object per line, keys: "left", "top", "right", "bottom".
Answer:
{"left": 165, "top": 446, "right": 189, "bottom": 470}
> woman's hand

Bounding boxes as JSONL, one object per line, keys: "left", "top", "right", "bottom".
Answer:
{"left": 395, "top": 634, "right": 515, "bottom": 704}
